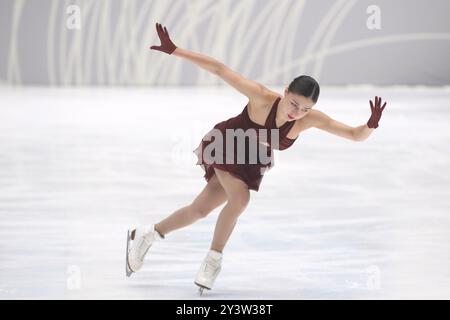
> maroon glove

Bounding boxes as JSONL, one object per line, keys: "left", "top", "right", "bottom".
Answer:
{"left": 367, "top": 96, "right": 386, "bottom": 129}
{"left": 149, "top": 22, "right": 177, "bottom": 55}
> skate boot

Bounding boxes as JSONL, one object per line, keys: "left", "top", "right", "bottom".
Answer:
{"left": 194, "top": 249, "right": 223, "bottom": 295}
{"left": 125, "top": 224, "right": 164, "bottom": 277}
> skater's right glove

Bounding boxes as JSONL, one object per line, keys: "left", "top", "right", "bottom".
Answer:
{"left": 149, "top": 22, "right": 177, "bottom": 55}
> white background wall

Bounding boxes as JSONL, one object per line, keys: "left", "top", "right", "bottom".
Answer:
{"left": 1, "top": 0, "right": 449, "bottom": 86}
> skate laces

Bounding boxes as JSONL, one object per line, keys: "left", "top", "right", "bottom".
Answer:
{"left": 136, "top": 232, "right": 154, "bottom": 261}
{"left": 204, "top": 257, "right": 221, "bottom": 277}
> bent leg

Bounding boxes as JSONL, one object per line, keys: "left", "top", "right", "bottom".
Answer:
{"left": 210, "top": 168, "right": 250, "bottom": 253}
{"left": 155, "top": 173, "right": 227, "bottom": 236}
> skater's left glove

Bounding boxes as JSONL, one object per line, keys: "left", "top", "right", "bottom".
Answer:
{"left": 367, "top": 96, "right": 387, "bottom": 129}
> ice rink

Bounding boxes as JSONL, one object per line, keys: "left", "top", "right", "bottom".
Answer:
{"left": 1, "top": 86, "right": 450, "bottom": 299}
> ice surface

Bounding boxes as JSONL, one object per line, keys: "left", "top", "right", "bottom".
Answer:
{"left": 0, "top": 86, "right": 450, "bottom": 299}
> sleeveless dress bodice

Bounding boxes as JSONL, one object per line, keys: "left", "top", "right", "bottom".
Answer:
{"left": 193, "top": 96, "right": 298, "bottom": 191}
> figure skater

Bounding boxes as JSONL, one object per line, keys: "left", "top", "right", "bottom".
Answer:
{"left": 126, "top": 23, "right": 387, "bottom": 294}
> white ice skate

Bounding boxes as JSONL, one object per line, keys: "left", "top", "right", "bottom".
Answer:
{"left": 125, "top": 224, "right": 164, "bottom": 277}
{"left": 194, "top": 249, "right": 223, "bottom": 295}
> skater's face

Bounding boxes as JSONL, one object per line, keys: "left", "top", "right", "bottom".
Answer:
{"left": 281, "top": 88, "right": 315, "bottom": 121}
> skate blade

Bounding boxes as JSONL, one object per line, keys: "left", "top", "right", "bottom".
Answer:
{"left": 125, "top": 230, "right": 134, "bottom": 277}
{"left": 194, "top": 282, "right": 210, "bottom": 296}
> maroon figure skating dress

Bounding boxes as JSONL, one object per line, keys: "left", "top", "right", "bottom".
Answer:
{"left": 193, "top": 96, "right": 298, "bottom": 191}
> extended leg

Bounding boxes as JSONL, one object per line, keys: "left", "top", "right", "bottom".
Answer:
{"left": 155, "top": 173, "right": 227, "bottom": 236}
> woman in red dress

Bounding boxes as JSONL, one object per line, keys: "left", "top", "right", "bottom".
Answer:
{"left": 126, "top": 23, "right": 386, "bottom": 293}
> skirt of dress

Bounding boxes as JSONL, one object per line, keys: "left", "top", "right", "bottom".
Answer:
{"left": 193, "top": 126, "right": 274, "bottom": 192}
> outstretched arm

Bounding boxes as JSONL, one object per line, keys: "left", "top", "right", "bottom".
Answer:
{"left": 312, "top": 96, "right": 387, "bottom": 142}
{"left": 173, "top": 47, "right": 222, "bottom": 75}
{"left": 149, "top": 22, "right": 268, "bottom": 101}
